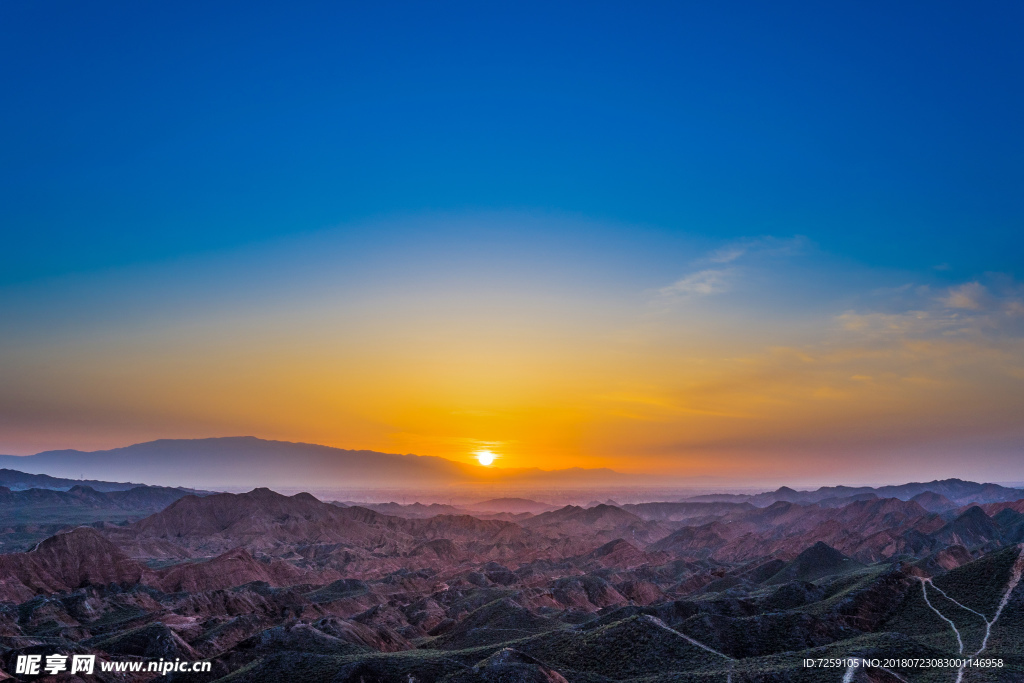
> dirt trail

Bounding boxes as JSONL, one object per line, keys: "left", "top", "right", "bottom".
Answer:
{"left": 644, "top": 615, "right": 734, "bottom": 683}
{"left": 952, "top": 545, "right": 1024, "bottom": 683}
{"left": 919, "top": 578, "right": 964, "bottom": 654}
{"left": 847, "top": 546, "right": 1024, "bottom": 683}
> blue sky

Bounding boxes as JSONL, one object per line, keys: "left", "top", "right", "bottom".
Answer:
{"left": 3, "top": 1, "right": 1022, "bottom": 284}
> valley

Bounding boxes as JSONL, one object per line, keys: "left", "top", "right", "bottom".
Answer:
{"left": 0, "top": 474, "right": 1023, "bottom": 681}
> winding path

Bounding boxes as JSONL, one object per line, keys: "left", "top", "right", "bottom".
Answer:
{"left": 840, "top": 545, "right": 1024, "bottom": 682}
{"left": 643, "top": 614, "right": 734, "bottom": 661}
{"left": 644, "top": 614, "right": 735, "bottom": 682}
{"left": 919, "top": 578, "right": 964, "bottom": 654}
{"left": 902, "top": 546, "right": 1024, "bottom": 683}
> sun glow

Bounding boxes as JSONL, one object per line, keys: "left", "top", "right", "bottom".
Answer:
{"left": 474, "top": 450, "right": 497, "bottom": 466}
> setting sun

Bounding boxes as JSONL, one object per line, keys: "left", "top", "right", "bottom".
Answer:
{"left": 474, "top": 450, "right": 497, "bottom": 466}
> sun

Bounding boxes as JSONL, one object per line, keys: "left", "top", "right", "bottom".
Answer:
{"left": 474, "top": 450, "right": 497, "bottom": 466}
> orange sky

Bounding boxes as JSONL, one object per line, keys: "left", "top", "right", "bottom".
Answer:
{"left": 1, "top": 218, "right": 1022, "bottom": 485}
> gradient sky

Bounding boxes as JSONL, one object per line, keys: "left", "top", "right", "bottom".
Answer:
{"left": 1, "top": 2, "right": 1023, "bottom": 485}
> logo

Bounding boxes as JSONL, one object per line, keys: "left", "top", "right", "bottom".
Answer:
{"left": 15, "top": 654, "right": 96, "bottom": 675}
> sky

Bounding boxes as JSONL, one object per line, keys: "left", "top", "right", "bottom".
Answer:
{"left": 1, "top": 1, "right": 1023, "bottom": 485}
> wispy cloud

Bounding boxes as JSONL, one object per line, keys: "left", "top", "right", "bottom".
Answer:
{"left": 706, "top": 236, "right": 806, "bottom": 264}
{"left": 838, "top": 276, "right": 1024, "bottom": 342}
{"left": 656, "top": 235, "right": 805, "bottom": 303}
{"left": 941, "top": 281, "right": 990, "bottom": 310}
{"left": 657, "top": 268, "right": 735, "bottom": 299}
{"left": 707, "top": 247, "right": 747, "bottom": 264}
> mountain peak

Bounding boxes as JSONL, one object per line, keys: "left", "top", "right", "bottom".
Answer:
{"left": 766, "top": 541, "right": 864, "bottom": 585}
{"left": 248, "top": 487, "right": 281, "bottom": 497}
{"left": 957, "top": 505, "right": 990, "bottom": 521}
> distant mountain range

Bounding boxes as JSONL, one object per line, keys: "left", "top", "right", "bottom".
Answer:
{"left": 0, "top": 467, "right": 177, "bottom": 492}
{"left": 0, "top": 482, "right": 207, "bottom": 552}
{"left": 0, "top": 436, "right": 635, "bottom": 489}
{"left": 0, "top": 468, "right": 211, "bottom": 552}
{"left": 686, "top": 479, "right": 1024, "bottom": 507}
{"left": 4, "top": 438, "right": 1024, "bottom": 501}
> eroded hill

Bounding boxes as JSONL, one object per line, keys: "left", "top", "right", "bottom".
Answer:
{"left": 1, "top": 485, "right": 1023, "bottom": 682}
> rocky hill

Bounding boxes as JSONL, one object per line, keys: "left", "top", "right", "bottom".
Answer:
{"left": 0, "top": 483, "right": 1023, "bottom": 681}
{"left": 0, "top": 479, "right": 207, "bottom": 553}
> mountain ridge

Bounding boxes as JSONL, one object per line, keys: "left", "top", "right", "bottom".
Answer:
{"left": 0, "top": 481, "right": 1023, "bottom": 680}
{"left": 0, "top": 436, "right": 636, "bottom": 490}
{"left": 686, "top": 478, "right": 1024, "bottom": 507}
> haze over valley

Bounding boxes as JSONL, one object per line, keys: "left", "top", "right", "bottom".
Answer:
{"left": 0, "top": 455, "right": 1024, "bottom": 681}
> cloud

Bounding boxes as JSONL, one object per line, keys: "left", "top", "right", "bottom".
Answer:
{"left": 658, "top": 268, "right": 734, "bottom": 299}
{"left": 836, "top": 277, "right": 1024, "bottom": 346}
{"left": 707, "top": 247, "right": 747, "bottom": 264}
{"left": 657, "top": 235, "right": 808, "bottom": 303}
{"left": 941, "top": 281, "right": 990, "bottom": 310}
{"left": 706, "top": 236, "right": 807, "bottom": 264}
